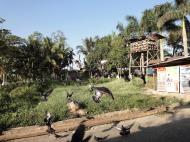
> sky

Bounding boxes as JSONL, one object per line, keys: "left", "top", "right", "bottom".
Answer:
{"left": 0, "top": 0, "right": 173, "bottom": 54}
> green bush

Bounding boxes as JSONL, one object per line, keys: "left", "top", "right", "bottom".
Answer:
{"left": 131, "top": 77, "right": 145, "bottom": 88}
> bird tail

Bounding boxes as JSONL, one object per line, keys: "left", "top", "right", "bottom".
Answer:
{"left": 110, "top": 93, "right": 114, "bottom": 100}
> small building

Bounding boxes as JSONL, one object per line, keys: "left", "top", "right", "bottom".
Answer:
{"left": 127, "top": 33, "right": 165, "bottom": 75}
{"left": 150, "top": 56, "right": 190, "bottom": 94}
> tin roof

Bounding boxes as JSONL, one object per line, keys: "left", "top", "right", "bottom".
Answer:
{"left": 149, "top": 56, "right": 190, "bottom": 67}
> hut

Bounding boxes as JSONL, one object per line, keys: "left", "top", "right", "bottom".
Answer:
{"left": 127, "top": 33, "right": 165, "bottom": 76}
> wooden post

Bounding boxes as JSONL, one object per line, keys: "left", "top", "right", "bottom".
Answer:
{"left": 160, "top": 38, "right": 164, "bottom": 61}
{"left": 140, "top": 53, "right": 142, "bottom": 72}
{"left": 129, "top": 51, "right": 132, "bottom": 75}
{"left": 146, "top": 50, "right": 149, "bottom": 82}
{"left": 142, "top": 53, "right": 145, "bottom": 74}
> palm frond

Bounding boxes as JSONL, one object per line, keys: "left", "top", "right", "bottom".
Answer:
{"left": 157, "top": 4, "right": 190, "bottom": 29}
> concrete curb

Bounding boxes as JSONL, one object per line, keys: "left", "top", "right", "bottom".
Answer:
{"left": 0, "top": 106, "right": 167, "bottom": 141}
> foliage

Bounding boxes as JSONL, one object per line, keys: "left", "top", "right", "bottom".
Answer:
{"left": 0, "top": 20, "right": 74, "bottom": 82}
{"left": 0, "top": 80, "right": 52, "bottom": 131}
{"left": 0, "top": 79, "right": 179, "bottom": 130}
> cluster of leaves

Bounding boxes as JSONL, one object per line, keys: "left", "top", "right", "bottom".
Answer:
{"left": 77, "top": 34, "right": 129, "bottom": 74}
{"left": 0, "top": 20, "right": 74, "bottom": 82}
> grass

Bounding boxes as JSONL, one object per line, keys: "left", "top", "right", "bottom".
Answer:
{"left": 0, "top": 78, "right": 179, "bottom": 130}
{"left": 35, "top": 78, "right": 178, "bottom": 120}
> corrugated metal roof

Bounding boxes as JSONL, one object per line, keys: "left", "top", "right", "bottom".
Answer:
{"left": 149, "top": 56, "right": 190, "bottom": 67}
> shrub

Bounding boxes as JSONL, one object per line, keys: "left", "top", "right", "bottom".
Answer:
{"left": 131, "top": 77, "right": 145, "bottom": 88}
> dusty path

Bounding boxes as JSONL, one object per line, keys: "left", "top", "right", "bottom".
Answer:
{"left": 10, "top": 105, "right": 190, "bottom": 142}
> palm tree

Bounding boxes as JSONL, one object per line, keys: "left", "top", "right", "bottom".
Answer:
{"left": 76, "top": 37, "right": 95, "bottom": 55}
{"left": 125, "top": 16, "right": 141, "bottom": 38}
{"left": 140, "top": 9, "right": 158, "bottom": 33}
{"left": 157, "top": 0, "right": 190, "bottom": 56}
{"left": 116, "top": 16, "right": 141, "bottom": 39}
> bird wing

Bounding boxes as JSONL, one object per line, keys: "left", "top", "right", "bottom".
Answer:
{"left": 96, "top": 87, "right": 114, "bottom": 100}
{"left": 114, "top": 126, "right": 121, "bottom": 131}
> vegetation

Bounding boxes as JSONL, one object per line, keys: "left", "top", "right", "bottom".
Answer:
{"left": 0, "top": 79, "right": 179, "bottom": 131}
{"left": 0, "top": 0, "right": 189, "bottom": 131}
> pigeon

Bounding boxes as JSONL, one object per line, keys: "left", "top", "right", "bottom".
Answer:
{"left": 66, "top": 91, "right": 87, "bottom": 117}
{"left": 114, "top": 124, "right": 134, "bottom": 136}
{"left": 44, "top": 111, "right": 55, "bottom": 134}
{"left": 89, "top": 85, "right": 114, "bottom": 103}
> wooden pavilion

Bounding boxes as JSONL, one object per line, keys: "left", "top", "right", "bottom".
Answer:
{"left": 127, "top": 33, "right": 165, "bottom": 75}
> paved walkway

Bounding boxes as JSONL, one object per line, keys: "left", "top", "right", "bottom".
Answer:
{"left": 11, "top": 105, "right": 190, "bottom": 142}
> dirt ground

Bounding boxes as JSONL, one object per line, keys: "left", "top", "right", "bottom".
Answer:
{"left": 143, "top": 88, "right": 190, "bottom": 102}
{"left": 10, "top": 105, "right": 190, "bottom": 142}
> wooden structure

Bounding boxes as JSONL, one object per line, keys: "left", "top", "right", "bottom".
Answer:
{"left": 128, "top": 33, "right": 165, "bottom": 75}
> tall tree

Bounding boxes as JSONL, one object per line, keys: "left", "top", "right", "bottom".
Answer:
{"left": 157, "top": 0, "right": 190, "bottom": 56}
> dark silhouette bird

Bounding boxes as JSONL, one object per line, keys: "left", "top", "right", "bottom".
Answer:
{"left": 115, "top": 125, "right": 130, "bottom": 136}
{"left": 89, "top": 85, "right": 114, "bottom": 103}
{"left": 114, "top": 123, "right": 134, "bottom": 136}
{"left": 44, "top": 111, "right": 55, "bottom": 134}
{"left": 70, "top": 124, "right": 91, "bottom": 142}
{"left": 66, "top": 91, "right": 87, "bottom": 117}
{"left": 94, "top": 135, "right": 109, "bottom": 141}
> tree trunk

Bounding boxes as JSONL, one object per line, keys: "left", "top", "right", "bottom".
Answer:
{"left": 182, "top": 17, "right": 188, "bottom": 57}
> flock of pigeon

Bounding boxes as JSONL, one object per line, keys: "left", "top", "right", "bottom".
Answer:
{"left": 43, "top": 84, "right": 132, "bottom": 141}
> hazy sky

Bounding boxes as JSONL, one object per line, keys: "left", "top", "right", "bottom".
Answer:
{"left": 0, "top": 0, "right": 173, "bottom": 53}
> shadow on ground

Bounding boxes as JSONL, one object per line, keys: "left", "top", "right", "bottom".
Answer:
{"left": 102, "top": 117, "right": 190, "bottom": 142}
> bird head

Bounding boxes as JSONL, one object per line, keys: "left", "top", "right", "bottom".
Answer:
{"left": 92, "top": 96, "right": 100, "bottom": 103}
{"left": 66, "top": 91, "right": 74, "bottom": 102}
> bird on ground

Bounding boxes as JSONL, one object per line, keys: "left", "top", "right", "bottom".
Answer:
{"left": 94, "top": 135, "right": 109, "bottom": 141}
{"left": 44, "top": 111, "right": 55, "bottom": 134}
{"left": 115, "top": 125, "right": 130, "bottom": 136}
{"left": 89, "top": 85, "right": 114, "bottom": 103}
{"left": 114, "top": 123, "right": 134, "bottom": 136}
